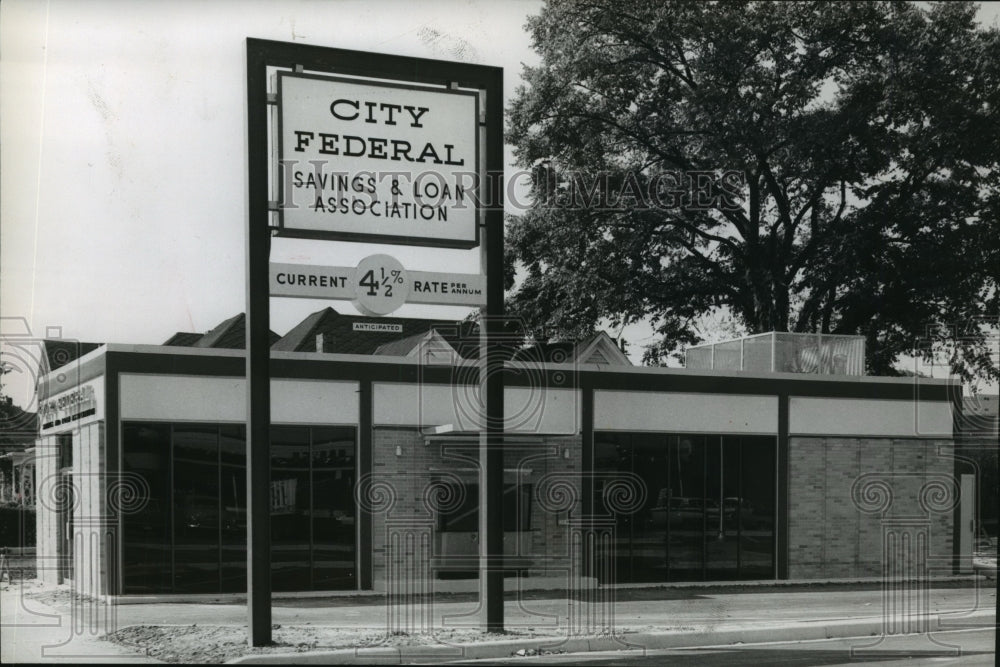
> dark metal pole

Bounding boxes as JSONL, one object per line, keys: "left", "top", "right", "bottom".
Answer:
{"left": 245, "top": 38, "right": 272, "bottom": 647}
{"left": 480, "top": 67, "right": 505, "bottom": 632}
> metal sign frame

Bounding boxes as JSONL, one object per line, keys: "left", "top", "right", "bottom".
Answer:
{"left": 246, "top": 38, "right": 504, "bottom": 646}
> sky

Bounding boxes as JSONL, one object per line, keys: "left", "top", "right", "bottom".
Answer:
{"left": 2, "top": 1, "right": 999, "bottom": 409}
{"left": 1, "top": 0, "right": 549, "bottom": 408}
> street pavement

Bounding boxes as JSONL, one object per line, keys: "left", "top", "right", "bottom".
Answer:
{"left": 0, "top": 579, "right": 995, "bottom": 664}
{"left": 460, "top": 628, "right": 998, "bottom": 666}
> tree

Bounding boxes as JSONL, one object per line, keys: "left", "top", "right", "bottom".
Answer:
{"left": 0, "top": 362, "right": 37, "bottom": 447}
{"left": 506, "top": 0, "right": 1000, "bottom": 380}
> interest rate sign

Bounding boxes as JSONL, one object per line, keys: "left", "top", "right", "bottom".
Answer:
{"left": 270, "top": 255, "right": 487, "bottom": 316}
{"left": 277, "top": 72, "right": 480, "bottom": 248}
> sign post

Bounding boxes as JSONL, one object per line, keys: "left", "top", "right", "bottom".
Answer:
{"left": 245, "top": 39, "right": 273, "bottom": 648}
{"left": 246, "top": 38, "right": 504, "bottom": 645}
{"left": 481, "top": 163, "right": 505, "bottom": 632}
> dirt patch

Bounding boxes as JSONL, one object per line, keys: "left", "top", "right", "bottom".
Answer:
{"left": 102, "top": 624, "right": 568, "bottom": 663}
{"left": 23, "top": 585, "right": 105, "bottom": 610}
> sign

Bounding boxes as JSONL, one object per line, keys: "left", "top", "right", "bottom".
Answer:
{"left": 270, "top": 264, "right": 353, "bottom": 300}
{"left": 270, "top": 255, "right": 487, "bottom": 312}
{"left": 249, "top": 39, "right": 506, "bottom": 642}
{"left": 277, "top": 73, "right": 479, "bottom": 248}
{"left": 40, "top": 384, "right": 97, "bottom": 428}
{"left": 353, "top": 323, "right": 403, "bottom": 333}
{"left": 353, "top": 254, "right": 408, "bottom": 316}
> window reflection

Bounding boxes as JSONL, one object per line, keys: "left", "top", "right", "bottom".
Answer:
{"left": 173, "top": 424, "right": 219, "bottom": 592}
{"left": 121, "top": 423, "right": 171, "bottom": 593}
{"left": 593, "top": 432, "right": 776, "bottom": 583}
{"left": 122, "top": 421, "right": 357, "bottom": 594}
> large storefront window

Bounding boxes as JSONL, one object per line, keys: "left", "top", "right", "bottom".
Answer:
{"left": 122, "top": 422, "right": 356, "bottom": 594}
{"left": 121, "top": 424, "right": 172, "bottom": 592}
{"left": 594, "top": 433, "right": 775, "bottom": 583}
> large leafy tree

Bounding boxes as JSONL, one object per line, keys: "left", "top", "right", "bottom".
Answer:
{"left": 506, "top": 0, "right": 1000, "bottom": 381}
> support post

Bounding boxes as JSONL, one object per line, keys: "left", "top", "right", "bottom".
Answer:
{"left": 479, "top": 69, "right": 505, "bottom": 632}
{"left": 245, "top": 39, "right": 272, "bottom": 647}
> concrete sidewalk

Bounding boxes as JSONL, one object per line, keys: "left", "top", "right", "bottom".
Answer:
{"left": 0, "top": 581, "right": 159, "bottom": 663}
{"left": 1, "top": 579, "right": 995, "bottom": 664}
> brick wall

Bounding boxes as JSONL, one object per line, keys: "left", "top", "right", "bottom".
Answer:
{"left": 370, "top": 427, "right": 582, "bottom": 588}
{"left": 788, "top": 437, "right": 955, "bottom": 579}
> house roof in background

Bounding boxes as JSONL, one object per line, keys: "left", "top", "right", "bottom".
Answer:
{"left": 84, "top": 309, "right": 630, "bottom": 367}
{"left": 373, "top": 330, "right": 434, "bottom": 357}
{"left": 511, "top": 331, "right": 631, "bottom": 366}
{"left": 162, "top": 313, "right": 279, "bottom": 349}
{"left": 271, "top": 306, "right": 473, "bottom": 356}
{"left": 162, "top": 332, "right": 202, "bottom": 346}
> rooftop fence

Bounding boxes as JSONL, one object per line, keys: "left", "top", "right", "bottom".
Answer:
{"left": 685, "top": 332, "right": 866, "bottom": 376}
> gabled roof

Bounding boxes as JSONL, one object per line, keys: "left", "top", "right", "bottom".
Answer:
{"left": 511, "top": 340, "right": 575, "bottom": 364}
{"left": 373, "top": 330, "right": 434, "bottom": 357}
{"left": 163, "top": 332, "right": 202, "bottom": 346}
{"left": 510, "top": 331, "right": 631, "bottom": 366}
{"left": 374, "top": 329, "right": 460, "bottom": 363}
{"left": 194, "top": 313, "right": 246, "bottom": 349}
{"left": 272, "top": 306, "right": 461, "bottom": 355}
{"left": 574, "top": 331, "right": 632, "bottom": 366}
{"left": 163, "top": 313, "right": 279, "bottom": 349}
{"left": 42, "top": 340, "right": 102, "bottom": 372}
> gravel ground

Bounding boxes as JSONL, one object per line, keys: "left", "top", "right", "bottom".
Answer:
{"left": 16, "top": 586, "right": 567, "bottom": 663}
{"left": 101, "top": 624, "right": 569, "bottom": 664}
{"left": 20, "top": 569, "right": 999, "bottom": 663}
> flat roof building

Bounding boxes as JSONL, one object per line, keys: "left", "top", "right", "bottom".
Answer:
{"left": 32, "top": 313, "right": 965, "bottom": 600}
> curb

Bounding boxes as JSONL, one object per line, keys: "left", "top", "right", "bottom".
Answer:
{"left": 226, "top": 609, "right": 997, "bottom": 664}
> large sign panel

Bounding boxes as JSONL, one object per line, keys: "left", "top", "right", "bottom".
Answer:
{"left": 277, "top": 72, "right": 480, "bottom": 247}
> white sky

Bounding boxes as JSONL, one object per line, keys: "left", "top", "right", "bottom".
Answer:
{"left": 2, "top": 1, "right": 998, "bottom": 408}
{"left": 0, "top": 0, "right": 546, "bottom": 407}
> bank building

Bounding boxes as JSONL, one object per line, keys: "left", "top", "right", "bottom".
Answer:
{"left": 32, "top": 308, "right": 968, "bottom": 601}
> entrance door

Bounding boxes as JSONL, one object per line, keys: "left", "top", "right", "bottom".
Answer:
{"left": 58, "top": 471, "right": 74, "bottom": 582}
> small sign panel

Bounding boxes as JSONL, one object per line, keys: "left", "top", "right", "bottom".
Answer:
{"left": 269, "top": 256, "right": 487, "bottom": 313}
{"left": 408, "top": 271, "right": 486, "bottom": 306}
{"left": 277, "top": 73, "right": 479, "bottom": 247}
{"left": 353, "top": 322, "right": 403, "bottom": 333}
{"left": 270, "top": 263, "right": 354, "bottom": 300}
{"left": 352, "top": 254, "right": 409, "bottom": 316}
